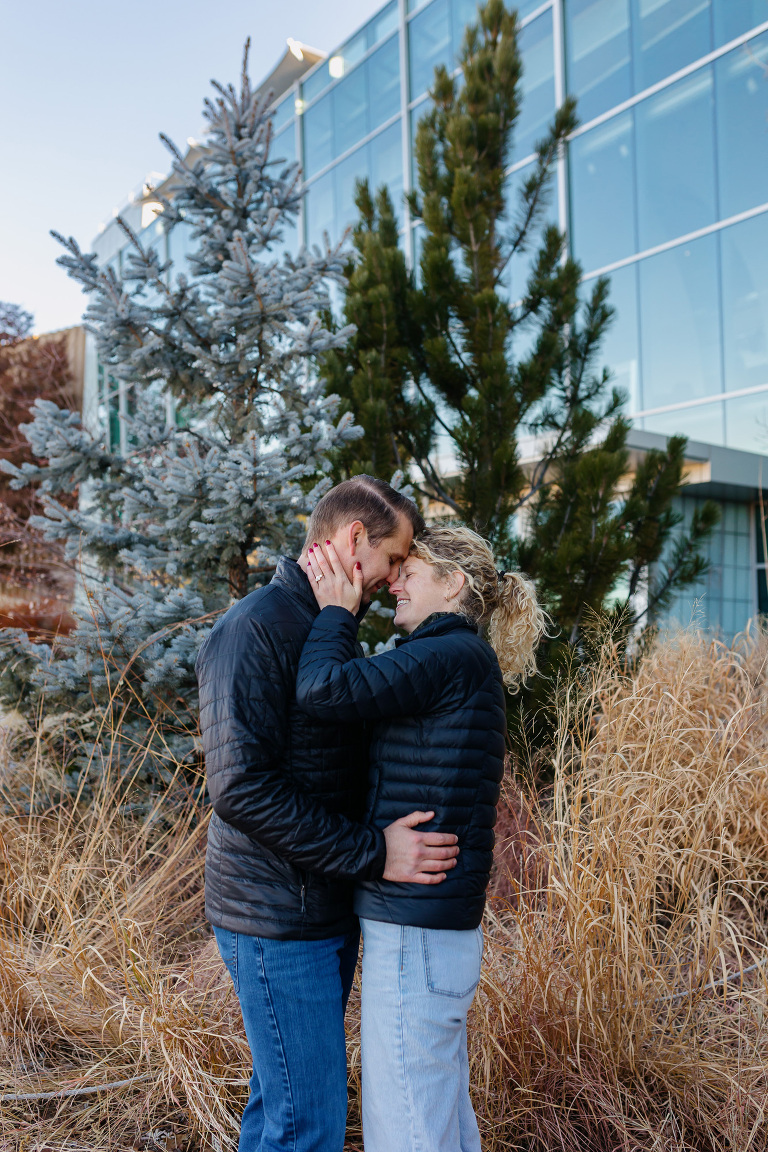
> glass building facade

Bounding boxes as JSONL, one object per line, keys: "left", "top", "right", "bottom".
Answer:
{"left": 91, "top": 0, "right": 768, "bottom": 632}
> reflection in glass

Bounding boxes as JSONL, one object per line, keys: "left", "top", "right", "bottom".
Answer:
{"left": 665, "top": 497, "right": 754, "bottom": 636}
{"left": 412, "top": 222, "right": 425, "bottom": 285}
{"left": 370, "top": 121, "right": 405, "bottom": 226}
{"left": 334, "top": 149, "right": 371, "bottom": 237}
{"left": 452, "top": 0, "right": 479, "bottom": 54}
{"left": 302, "top": 65, "right": 331, "bottom": 106}
{"left": 334, "top": 64, "right": 368, "bottom": 156}
{"left": 504, "top": 160, "right": 558, "bottom": 300}
{"left": 368, "top": 37, "right": 401, "bottom": 133}
{"left": 513, "top": 10, "right": 555, "bottom": 163}
{"left": 564, "top": 0, "right": 631, "bottom": 126}
{"left": 631, "top": 0, "right": 711, "bottom": 91}
{"left": 725, "top": 391, "right": 768, "bottom": 454}
{"left": 635, "top": 69, "right": 716, "bottom": 249}
{"left": 585, "top": 263, "right": 640, "bottom": 411}
{"left": 303, "top": 93, "right": 334, "bottom": 177}
{"left": 167, "top": 222, "right": 196, "bottom": 285}
{"left": 409, "top": 0, "right": 451, "bottom": 99}
{"left": 303, "top": 41, "right": 401, "bottom": 180}
{"left": 569, "top": 112, "right": 636, "bottom": 272}
{"left": 273, "top": 124, "right": 297, "bottom": 169}
{"left": 644, "top": 400, "right": 725, "bottom": 446}
{"left": 272, "top": 95, "right": 294, "bottom": 134}
{"left": 721, "top": 213, "right": 768, "bottom": 395}
{"left": 370, "top": 1, "right": 399, "bottom": 44}
{"left": 639, "top": 236, "right": 722, "bottom": 409}
{"left": 715, "top": 34, "right": 768, "bottom": 219}
{"left": 713, "top": 0, "right": 768, "bottom": 47}
{"left": 306, "top": 170, "right": 335, "bottom": 243}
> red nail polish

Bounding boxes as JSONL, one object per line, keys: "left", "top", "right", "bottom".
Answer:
{"left": 325, "top": 540, "right": 331, "bottom": 545}
{"left": 356, "top": 562, "right": 361, "bottom": 570}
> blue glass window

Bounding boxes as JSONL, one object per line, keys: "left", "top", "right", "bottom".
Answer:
{"left": 334, "top": 148, "right": 372, "bottom": 238}
{"left": 564, "top": 0, "right": 632, "bottom": 126}
{"left": 635, "top": 69, "right": 716, "bottom": 250}
{"left": 370, "top": 121, "right": 405, "bottom": 225}
{"left": 344, "top": 30, "right": 369, "bottom": 70}
{"left": 306, "top": 170, "right": 335, "bottom": 243}
{"left": 302, "top": 64, "right": 332, "bottom": 106}
{"left": 505, "top": 160, "right": 559, "bottom": 300}
{"left": 721, "top": 213, "right": 768, "bottom": 395}
{"left": 638, "top": 235, "right": 722, "bottom": 410}
{"left": 513, "top": 9, "right": 556, "bottom": 163}
{"left": 368, "top": 37, "right": 401, "bottom": 132}
{"left": 569, "top": 111, "right": 637, "bottom": 271}
{"left": 272, "top": 94, "right": 294, "bottom": 134}
{"left": 409, "top": 0, "right": 452, "bottom": 99}
{"left": 713, "top": 0, "right": 768, "bottom": 47}
{"left": 630, "top": 0, "right": 712, "bottom": 91}
{"left": 167, "top": 224, "right": 194, "bottom": 284}
{"left": 303, "top": 41, "right": 401, "bottom": 179}
{"left": 725, "top": 391, "right": 768, "bottom": 453}
{"left": 715, "top": 33, "right": 768, "bottom": 219}
{"left": 518, "top": 0, "right": 553, "bottom": 15}
{"left": 303, "top": 92, "right": 334, "bottom": 177}
{"left": 369, "top": 2, "right": 399, "bottom": 44}
{"left": 643, "top": 400, "right": 726, "bottom": 446}
{"left": 333, "top": 63, "right": 369, "bottom": 156}
{"left": 273, "top": 124, "right": 297, "bottom": 169}
{"left": 452, "top": 0, "right": 479, "bottom": 56}
{"left": 587, "top": 262, "right": 641, "bottom": 411}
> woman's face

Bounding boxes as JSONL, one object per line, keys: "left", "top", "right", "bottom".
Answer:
{"left": 389, "top": 555, "right": 456, "bottom": 633}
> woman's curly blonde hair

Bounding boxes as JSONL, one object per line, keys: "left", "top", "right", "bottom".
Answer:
{"left": 410, "top": 524, "right": 548, "bottom": 691}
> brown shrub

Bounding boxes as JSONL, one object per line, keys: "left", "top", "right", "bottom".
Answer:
{"left": 2, "top": 626, "right": 768, "bottom": 1150}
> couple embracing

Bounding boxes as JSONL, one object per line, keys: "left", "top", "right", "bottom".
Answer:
{"left": 197, "top": 476, "right": 545, "bottom": 1152}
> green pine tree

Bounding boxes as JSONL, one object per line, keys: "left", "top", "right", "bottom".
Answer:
{"left": 324, "top": 0, "right": 719, "bottom": 658}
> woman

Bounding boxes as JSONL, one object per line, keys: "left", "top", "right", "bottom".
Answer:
{"left": 296, "top": 524, "right": 546, "bottom": 1152}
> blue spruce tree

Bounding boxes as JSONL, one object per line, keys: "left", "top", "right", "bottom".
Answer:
{"left": 0, "top": 45, "right": 360, "bottom": 771}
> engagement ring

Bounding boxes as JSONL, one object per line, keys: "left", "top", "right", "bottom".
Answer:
{"left": 315, "top": 573, "right": 324, "bottom": 582}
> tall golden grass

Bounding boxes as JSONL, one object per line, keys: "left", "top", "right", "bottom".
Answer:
{"left": 2, "top": 626, "right": 768, "bottom": 1150}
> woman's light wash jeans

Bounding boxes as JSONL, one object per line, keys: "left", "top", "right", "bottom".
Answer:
{"left": 360, "top": 918, "right": 483, "bottom": 1152}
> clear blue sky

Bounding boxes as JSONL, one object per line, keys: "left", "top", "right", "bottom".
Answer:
{"left": 0, "top": 0, "right": 384, "bottom": 334}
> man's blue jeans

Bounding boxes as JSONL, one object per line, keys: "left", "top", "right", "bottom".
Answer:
{"left": 213, "top": 926, "right": 360, "bottom": 1152}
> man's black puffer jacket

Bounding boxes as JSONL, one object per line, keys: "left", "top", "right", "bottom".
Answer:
{"left": 296, "top": 607, "right": 506, "bottom": 931}
{"left": 197, "top": 557, "right": 386, "bottom": 941}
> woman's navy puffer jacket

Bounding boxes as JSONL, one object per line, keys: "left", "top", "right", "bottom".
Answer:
{"left": 295, "top": 606, "right": 507, "bottom": 930}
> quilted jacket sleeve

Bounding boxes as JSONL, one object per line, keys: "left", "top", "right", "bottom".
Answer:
{"left": 197, "top": 614, "right": 385, "bottom": 882}
{"left": 296, "top": 606, "right": 453, "bottom": 722}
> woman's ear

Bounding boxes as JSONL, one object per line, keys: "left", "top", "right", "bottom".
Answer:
{"left": 445, "top": 569, "right": 466, "bottom": 602}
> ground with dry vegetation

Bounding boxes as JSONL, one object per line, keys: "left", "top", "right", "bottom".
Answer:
{"left": 2, "top": 627, "right": 768, "bottom": 1151}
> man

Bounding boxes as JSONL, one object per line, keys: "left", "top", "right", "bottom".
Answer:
{"left": 197, "top": 475, "right": 460, "bottom": 1152}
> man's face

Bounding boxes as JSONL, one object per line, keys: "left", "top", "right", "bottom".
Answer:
{"left": 334, "top": 514, "right": 414, "bottom": 599}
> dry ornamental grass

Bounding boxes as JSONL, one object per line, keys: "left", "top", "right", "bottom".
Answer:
{"left": 1, "top": 625, "right": 768, "bottom": 1150}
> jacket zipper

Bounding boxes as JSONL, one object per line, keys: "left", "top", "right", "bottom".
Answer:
{"left": 300, "top": 872, "right": 307, "bottom": 914}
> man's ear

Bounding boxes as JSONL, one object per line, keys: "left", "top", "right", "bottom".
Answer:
{"left": 347, "top": 520, "right": 366, "bottom": 556}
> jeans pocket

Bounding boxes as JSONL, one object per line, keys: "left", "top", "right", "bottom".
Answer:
{"left": 213, "top": 927, "right": 239, "bottom": 994}
{"left": 422, "top": 926, "right": 483, "bottom": 998}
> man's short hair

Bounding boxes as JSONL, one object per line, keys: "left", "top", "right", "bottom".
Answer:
{"left": 305, "top": 476, "right": 425, "bottom": 549}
